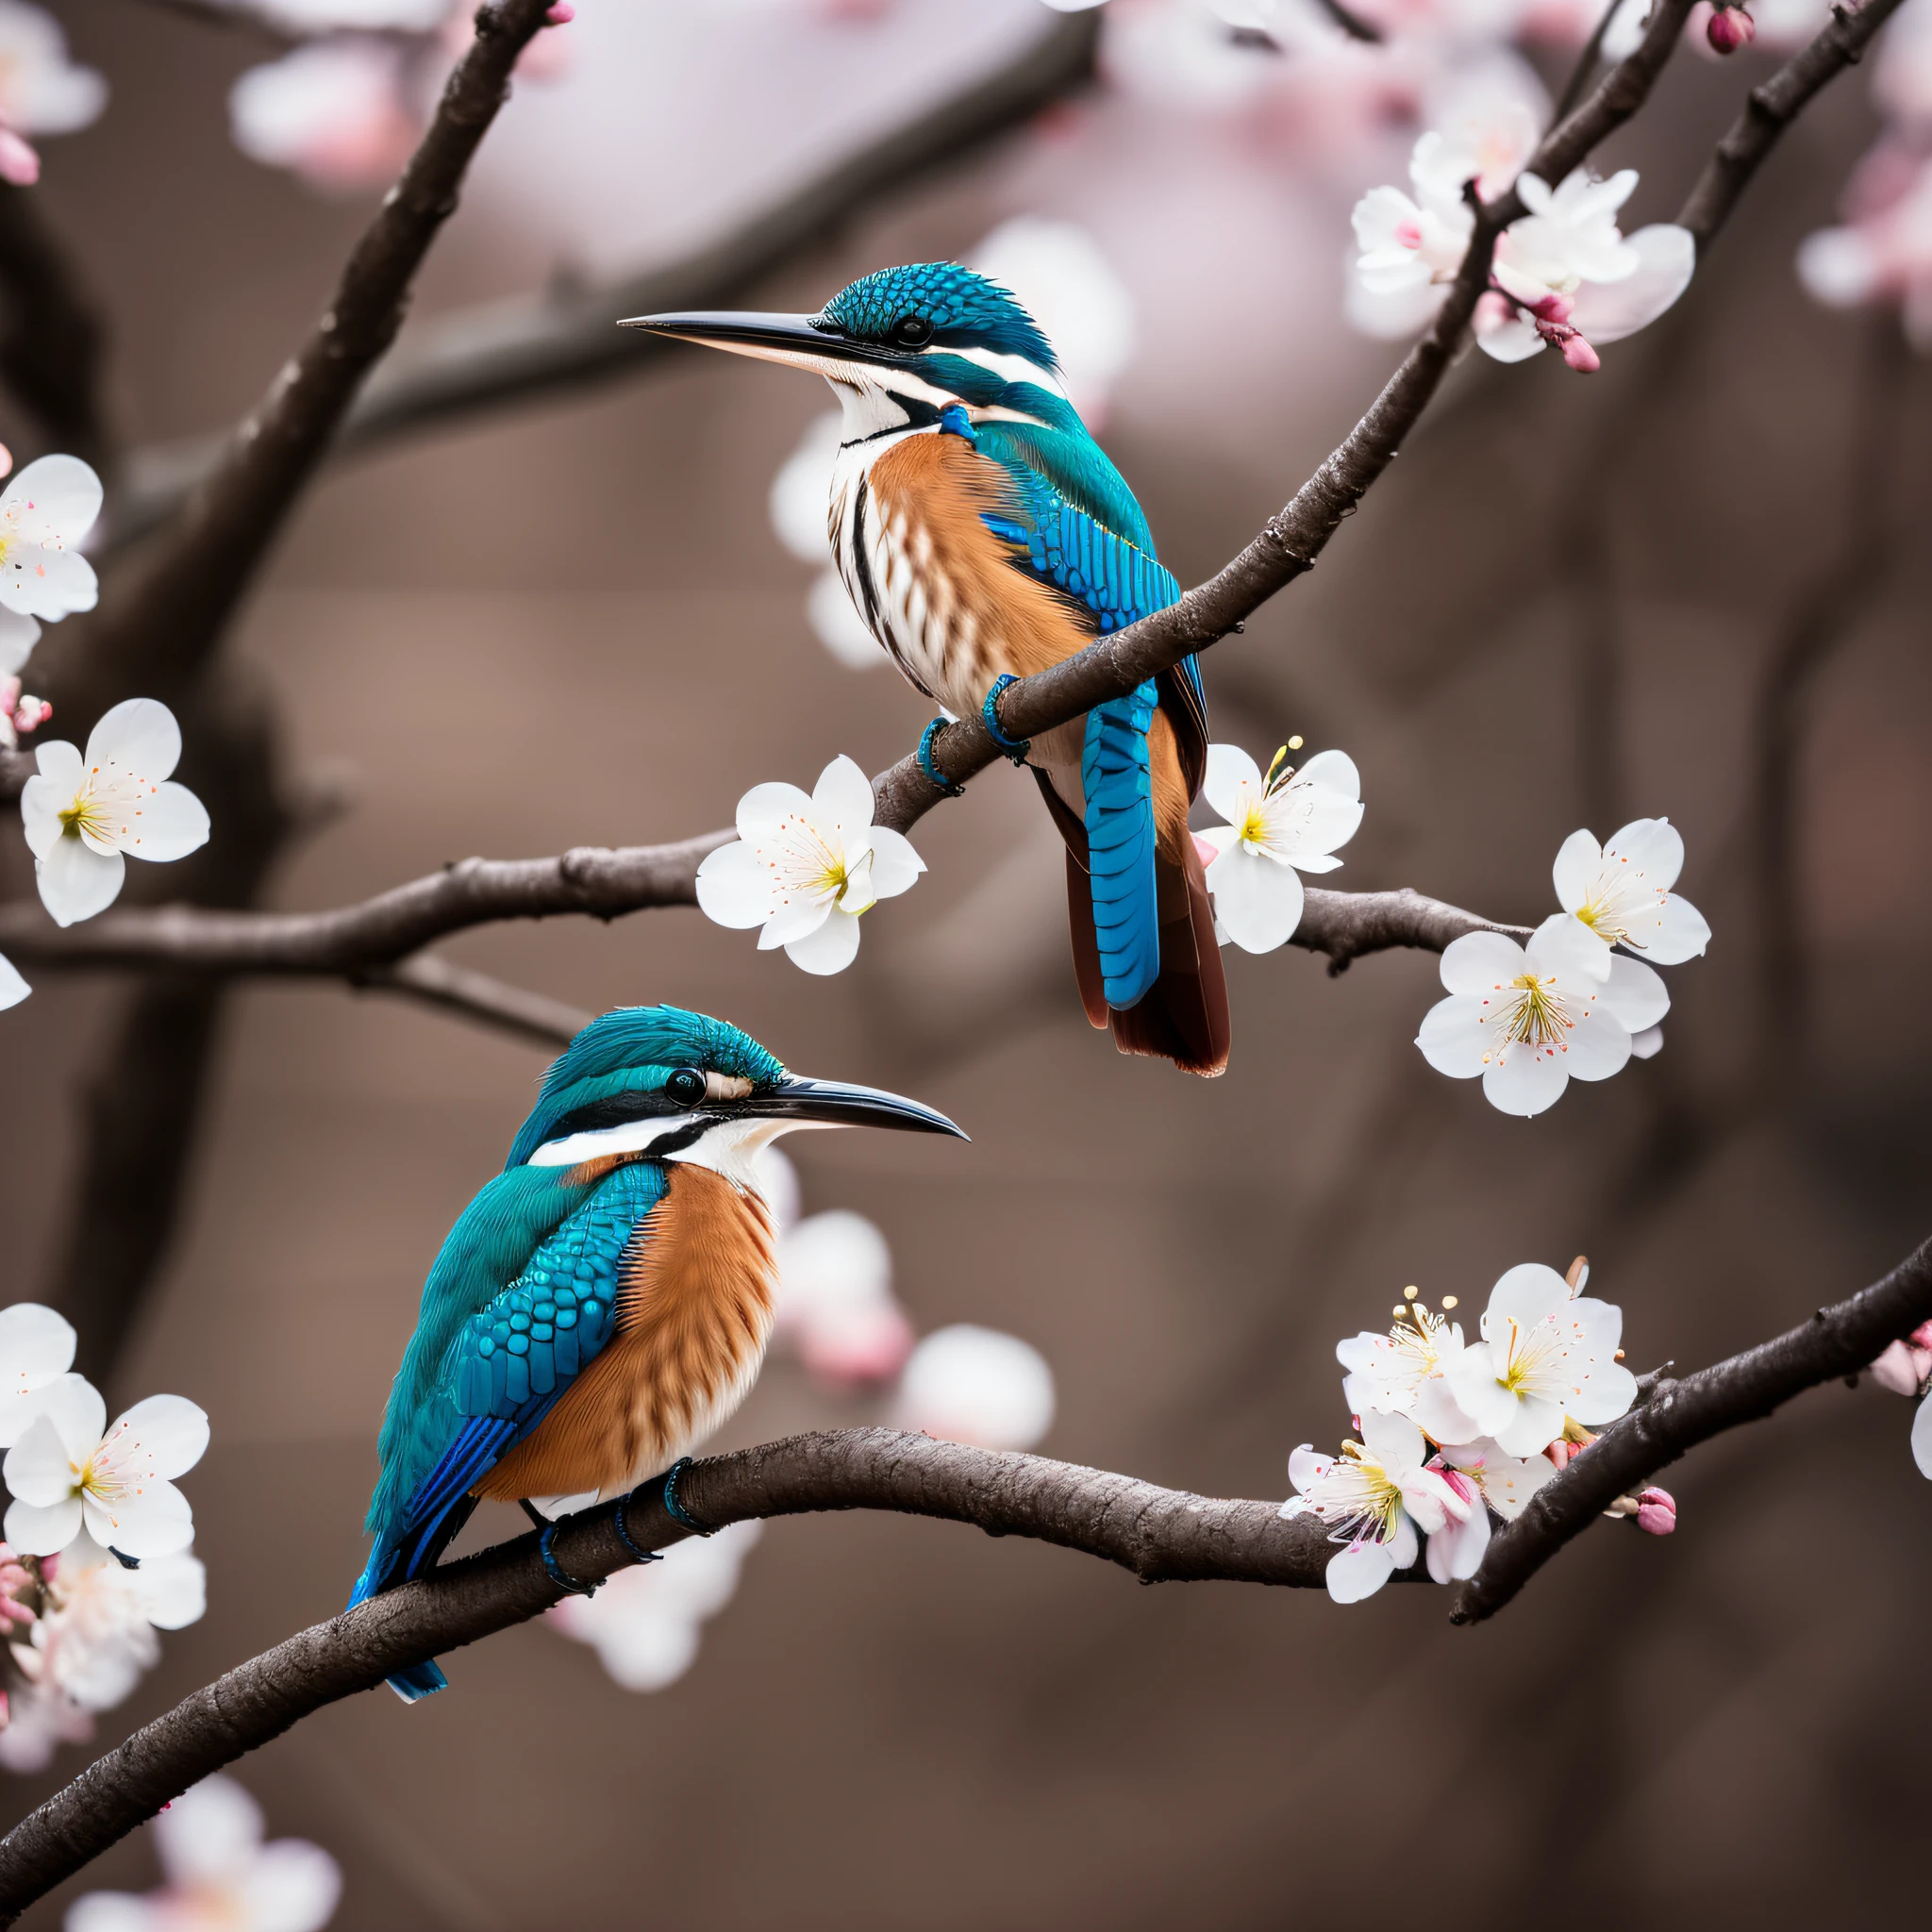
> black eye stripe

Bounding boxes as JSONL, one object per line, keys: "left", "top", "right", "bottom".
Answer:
{"left": 547, "top": 1091, "right": 691, "bottom": 1139}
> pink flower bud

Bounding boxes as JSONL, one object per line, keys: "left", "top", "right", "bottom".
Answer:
{"left": 1635, "top": 1486, "right": 1676, "bottom": 1535}
{"left": 1707, "top": 4, "right": 1756, "bottom": 53}
{"left": 1560, "top": 333, "right": 1602, "bottom": 374}
{"left": 545, "top": 2, "right": 575, "bottom": 19}
{"left": 1529, "top": 291, "right": 1574, "bottom": 324}
{"left": 0, "top": 129, "right": 39, "bottom": 188}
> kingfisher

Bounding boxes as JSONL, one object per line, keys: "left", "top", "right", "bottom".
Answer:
{"left": 625, "top": 264, "right": 1230, "bottom": 1076}
{"left": 350, "top": 1003, "right": 963, "bottom": 1700}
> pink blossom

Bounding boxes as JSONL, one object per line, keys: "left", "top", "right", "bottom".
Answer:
{"left": 1706, "top": 4, "right": 1757, "bottom": 53}
{"left": 1635, "top": 1486, "right": 1676, "bottom": 1535}
{"left": 0, "top": 128, "right": 37, "bottom": 187}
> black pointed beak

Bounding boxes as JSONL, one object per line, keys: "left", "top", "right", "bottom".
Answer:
{"left": 620, "top": 309, "right": 905, "bottom": 373}
{"left": 746, "top": 1074, "right": 967, "bottom": 1140}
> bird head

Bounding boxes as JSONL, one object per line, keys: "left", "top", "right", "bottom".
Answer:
{"left": 506, "top": 1005, "right": 964, "bottom": 1184}
{"left": 623, "top": 261, "right": 1068, "bottom": 436}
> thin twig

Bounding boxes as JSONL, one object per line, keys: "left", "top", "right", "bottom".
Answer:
{"left": 108, "top": 9, "right": 1103, "bottom": 550}
{"left": 1552, "top": 0, "right": 1624, "bottom": 126}
{"left": 359, "top": 951, "right": 593, "bottom": 1049}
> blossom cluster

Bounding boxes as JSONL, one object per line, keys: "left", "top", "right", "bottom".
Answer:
{"left": 548, "top": 1145, "right": 1056, "bottom": 1693}
{"left": 1417, "top": 817, "right": 1710, "bottom": 1116}
{"left": 0, "top": 1304, "right": 209, "bottom": 1774}
{"left": 1283, "top": 1258, "right": 1672, "bottom": 1603}
{"left": 68, "top": 1774, "right": 341, "bottom": 1932}
{"left": 0, "top": 455, "right": 213, "bottom": 1010}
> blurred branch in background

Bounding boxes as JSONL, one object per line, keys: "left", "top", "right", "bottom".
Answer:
{"left": 0, "top": 180, "right": 110, "bottom": 471}
{"left": 4, "top": 1229, "right": 1927, "bottom": 1919}
{"left": 108, "top": 7, "right": 1105, "bottom": 551}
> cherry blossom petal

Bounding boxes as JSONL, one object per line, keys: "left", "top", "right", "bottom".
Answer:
{"left": 135, "top": 1551, "right": 207, "bottom": 1632}
{"left": 1413, "top": 1374, "right": 1482, "bottom": 1446}
{"left": 1524, "top": 910, "right": 1611, "bottom": 983}
{"left": 1286, "top": 1444, "right": 1331, "bottom": 1495}
{"left": 1563, "top": 1005, "right": 1634, "bottom": 1082}
{"left": 1631, "top": 892, "right": 1710, "bottom": 964}
{"left": 758, "top": 891, "right": 835, "bottom": 950}
{"left": 122, "top": 782, "right": 209, "bottom": 864}
{"left": 0, "top": 954, "right": 25, "bottom": 1009}
{"left": 239, "top": 1839, "right": 343, "bottom": 1932}
{"left": 733, "top": 780, "right": 814, "bottom": 842}
{"left": 4, "top": 544, "right": 96, "bottom": 619}
{"left": 810, "top": 753, "right": 876, "bottom": 850}
{"left": 3, "top": 1407, "right": 81, "bottom": 1507}
{"left": 3, "top": 1494, "right": 82, "bottom": 1557}
{"left": 1571, "top": 1356, "right": 1639, "bottom": 1426}
{"left": 1482, "top": 1044, "right": 1570, "bottom": 1116}
{"left": 1483, "top": 1264, "right": 1574, "bottom": 1338}
{"left": 84, "top": 698, "right": 181, "bottom": 784}
{"left": 694, "top": 841, "right": 777, "bottom": 929}
{"left": 782, "top": 906, "right": 861, "bottom": 975}
{"left": 1912, "top": 1393, "right": 1932, "bottom": 1479}
{"left": 1386, "top": 1512, "right": 1419, "bottom": 1573}
{"left": 1207, "top": 844, "right": 1304, "bottom": 954}
{"left": 26, "top": 1374, "right": 106, "bottom": 1460}
{"left": 1357, "top": 1407, "right": 1426, "bottom": 1476}
{"left": 19, "top": 738, "right": 81, "bottom": 858}
{"left": 83, "top": 1475, "right": 194, "bottom": 1559}
{"left": 104, "top": 1394, "right": 210, "bottom": 1483}
{"left": 0, "top": 605, "right": 38, "bottom": 676}
{"left": 154, "top": 1775, "right": 264, "bottom": 1885}
{"left": 1493, "top": 1394, "right": 1566, "bottom": 1457}
{"left": 1551, "top": 828, "right": 1602, "bottom": 914}
{"left": 0, "top": 1303, "right": 75, "bottom": 1445}
{"left": 36, "top": 834, "right": 124, "bottom": 926}
{"left": 1872, "top": 1341, "right": 1924, "bottom": 1397}
{"left": 1324, "top": 1539, "right": 1395, "bottom": 1604}
{"left": 1629, "top": 1024, "right": 1663, "bottom": 1058}
{"left": 1439, "top": 929, "right": 1527, "bottom": 996}
{"left": 4, "top": 455, "right": 103, "bottom": 546}
{"left": 1604, "top": 815, "right": 1685, "bottom": 888}
{"left": 1202, "top": 741, "right": 1262, "bottom": 825}
{"left": 1444, "top": 1345, "right": 1522, "bottom": 1438}
{"left": 865, "top": 825, "right": 925, "bottom": 900}
{"left": 1426, "top": 1494, "right": 1490, "bottom": 1583}
{"left": 1572, "top": 225, "right": 1695, "bottom": 343}
{"left": 1475, "top": 312, "right": 1545, "bottom": 362}
{"left": 1415, "top": 995, "right": 1489, "bottom": 1078}
{"left": 1601, "top": 956, "right": 1670, "bottom": 1032}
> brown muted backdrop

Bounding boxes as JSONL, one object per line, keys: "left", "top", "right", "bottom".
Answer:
{"left": 4, "top": 2, "right": 1930, "bottom": 1926}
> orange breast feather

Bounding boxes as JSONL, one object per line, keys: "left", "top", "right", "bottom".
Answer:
{"left": 475, "top": 1166, "right": 776, "bottom": 1503}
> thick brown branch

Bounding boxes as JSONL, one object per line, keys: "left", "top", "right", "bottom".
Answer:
{"left": 8, "top": 1228, "right": 1930, "bottom": 1913}
{"left": 109, "top": 10, "right": 1101, "bottom": 548}
{"left": 1454, "top": 1236, "right": 1932, "bottom": 1623}
{"left": 1676, "top": 0, "right": 1911, "bottom": 249}
{"left": 82, "top": 0, "right": 557, "bottom": 685}
{"left": 0, "top": 1431, "right": 1332, "bottom": 1921}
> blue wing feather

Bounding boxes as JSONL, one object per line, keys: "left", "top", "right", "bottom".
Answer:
{"left": 352, "top": 1160, "right": 668, "bottom": 1695}
{"left": 972, "top": 425, "right": 1201, "bottom": 1009}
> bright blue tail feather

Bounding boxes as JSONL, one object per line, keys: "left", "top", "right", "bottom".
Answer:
{"left": 1082, "top": 680, "right": 1161, "bottom": 1010}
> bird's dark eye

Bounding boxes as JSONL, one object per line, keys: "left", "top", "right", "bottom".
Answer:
{"left": 664, "top": 1067, "right": 707, "bottom": 1106}
{"left": 891, "top": 313, "right": 934, "bottom": 347}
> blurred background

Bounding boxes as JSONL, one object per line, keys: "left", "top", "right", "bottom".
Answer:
{"left": 3, "top": 0, "right": 1930, "bottom": 1924}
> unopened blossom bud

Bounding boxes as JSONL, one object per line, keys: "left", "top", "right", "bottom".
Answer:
{"left": 1707, "top": 4, "right": 1757, "bottom": 53}
{"left": 1635, "top": 1486, "right": 1676, "bottom": 1535}
{"left": 1560, "top": 332, "right": 1602, "bottom": 374}
{"left": 0, "top": 129, "right": 38, "bottom": 188}
{"left": 1530, "top": 291, "right": 1574, "bottom": 325}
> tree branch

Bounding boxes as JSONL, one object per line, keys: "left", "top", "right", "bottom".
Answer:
{"left": 359, "top": 950, "right": 591, "bottom": 1048}
{"left": 109, "top": 9, "right": 1103, "bottom": 549}
{"left": 77, "top": 0, "right": 558, "bottom": 689}
{"left": 1454, "top": 1235, "right": 1932, "bottom": 1623}
{"left": 1675, "top": 0, "right": 1911, "bottom": 250}
{"left": 6, "top": 1228, "right": 1929, "bottom": 1916}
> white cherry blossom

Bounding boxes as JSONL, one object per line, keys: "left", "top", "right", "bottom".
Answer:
{"left": 774, "top": 1208, "right": 914, "bottom": 1389}
{"left": 229, "top": 40, "right": 420, "bottom": 194}
{"left": 1199, "top": 743, "right": 1362, "bottom": 953}
{"left": 1438, "top": 1436, "right": 1557, "bottom": 1519}
{"left": 11, "top": 1530, "right": 205, "bottom": 1714}
{"left": 0, "top": 455, "right": 100, "bottom": 620}
{"left": 1438, "top": 1262, "right": 1637, "bottom": 1457}
{"left": 1415, "top": 913, "right": 1669, "bottom": 1116}
{"left": 695, "top": 754, "right": 924, "bottom": 975}
{"left": 0, "top": 1, "right": 105, "bottom": 178}
{"left": 548, "top": 1521, "right": 761, "bottom": 1693}
{"left": 0, "top": 1676, "right": 92, "bottom": 1772}
{"left": 67, "top": 1774, "right": 341, "bottom": 1932}
{"left": 0, "top": 1301, "right": 75, "bottom": 1445}
{"left": 1338, "top": 1303, "right": 1464, "bottom": 1422}
{"left": 1280, "top": 1408, "right": 1470, "bottom": 1603}
{"left": 892, "top": 1324, "right": 1056, "bottom": 1452}
{"left": 1554, "top": 816, "right": 1710, "bottom": 969}
{"left": 20, "top": 698, "right": 211, "bottom": 928}
{"left": 2, "top": 1378, "right": 208, "bottom": 1558}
